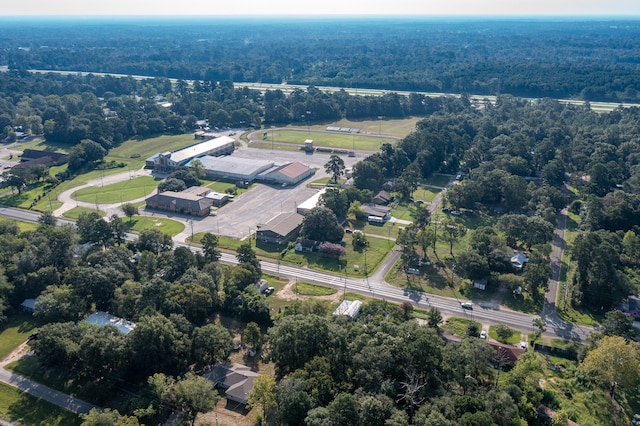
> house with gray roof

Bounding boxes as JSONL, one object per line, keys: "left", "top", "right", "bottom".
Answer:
{"left": 256, "top": 212, "right": 304, "bottom": 245}
{"left": 203, "top": 363, "right": 258, "bottom": 405}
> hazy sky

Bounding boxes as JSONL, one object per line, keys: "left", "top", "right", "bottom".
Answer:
{"left": 3, "top": 0, "right": 640, "bottom": 17}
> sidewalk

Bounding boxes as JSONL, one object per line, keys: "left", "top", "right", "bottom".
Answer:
{"left": 0, "top": 343, "right": 99, "bottom": 417}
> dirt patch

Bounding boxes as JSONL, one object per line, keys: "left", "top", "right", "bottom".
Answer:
{"left": 0, "top": 341, "right": 31, "bottom": 368}
{"left": 275, "top": 279, "right": 343, "bottom": 303}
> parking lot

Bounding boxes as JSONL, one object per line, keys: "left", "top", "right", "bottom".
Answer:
{"left": 185, "top": 145, "right": 362, "bottom": 240}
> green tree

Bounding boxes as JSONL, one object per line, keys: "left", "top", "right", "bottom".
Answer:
{"left": 441, "top": 218, "right": 467, "bottom": 255}
{"left": 581, "top": 336, "right": 640, "bottom": 422}
{"left": 121, "top": 203, "right": 138, "bottom": 222}
{"left": 427, "top": 307, "right": 443, "bottom": 329}
{"left": 244, "top": 321, "right": 262, "bottom": 350}
{"left": 324, "top": 154, "right": 345, "bottom": 183}
{"left": 248, "top": 375, "right": 277, "bottom": 424}
{"left": 352, "top": 231, "right": 369, "bottom": 251}
{"left": 174, "top": 373, "right": 219, "bottom": 426}
{"left": 531, "top": 317, "right": 546, "bottom": 344}
{"left": 81, "top": 408, "right": 140, "bottom": 426}
{"left": 416, "top": 228, "right": 436, "bottom": 259}
{"left": 38, "top": 211, "right": 57, "bottom": 227}
{"left": 494, "top": 324, "right": 514, "bottom": 342}
{"left": 137, "top": 228, "right": 173, "bottom": 254}
{"left": 300, "top": 206, "right": 344, "bottom": 243}
{"left": 201, "top": 232, "right": 221, "bottom": 262}
{"left": 192, "top": 324, "right": 233, "bottom": 368}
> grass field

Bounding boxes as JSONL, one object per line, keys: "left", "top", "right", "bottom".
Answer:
{"left": 0, "top": 381, "right": 82, "bottom": 426}
{"left": 292, "top": 282, "right": 337, "bottom": 296}
{"left": 442, "top": 316, "right": 481, "bottom": 337}
{"left": 71, "top": 176, "right": 160, "bottom": 204}
{"left": 62, "top": 206, "right": 105, "bottom": 220}
{"left": 0, "top": 313, "right": 38, "bottom": 360}
{"left": 261, "top": 129, "right": 396, "bottom": 152}
{"left": 125, "top": 216, "right": 184, "bottom": 236}
{"left": 106, "top": 134, "right": 197, "bottom": 170}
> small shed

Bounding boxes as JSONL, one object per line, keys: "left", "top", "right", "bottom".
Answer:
{"left": 473, "top": 278, "right": 488, "bottom": 291}
{"left": 20, "top": 299, "right": 36, "bottom": 313}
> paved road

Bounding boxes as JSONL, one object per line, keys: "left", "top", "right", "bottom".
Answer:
{"left": 0, "top": 367, "right": 98, "bottom": 415}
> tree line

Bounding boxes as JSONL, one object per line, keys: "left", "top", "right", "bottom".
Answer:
{"left": 2, "top": 18, "right": 640, "bottom": 102}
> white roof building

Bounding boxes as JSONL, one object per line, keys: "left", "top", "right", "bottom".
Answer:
{"left": 152, "top": 136, "right": 235, "bottom": 170}
{"left": 84, "top": 312, "right": 136, "bottom": 335}
{"left": 333, "top": 300, "right": 363, "bottom": 320}
{"left": 296, "top": 188, "right": 327, "bottom": 215}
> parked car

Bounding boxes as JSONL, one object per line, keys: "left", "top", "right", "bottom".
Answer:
{"left": 407, "top": 268, "right": 420, "bottom": 275}
{"left": 461, "top": 302, "right": 473, "bottom": 310}
{"left": 264, "top": 287, "right": 275, "bottom": 296}
{"left": 480, "top": 330, "right": 487, "bottom": 339}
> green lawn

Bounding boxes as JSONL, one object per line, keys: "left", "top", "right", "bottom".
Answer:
{"left": 0, "top": 313, "right": 38, "bottom": 360}
{"left": 292, "top": 282, "right": 337, "bottom": 296}
{"left": 71, "top": 176, "right": 159, "bottom": 204}
{"left": 410, "top": 186, "right": 440, "bottom": 203}
{"left": 62, "top": 206, "right": 105, "bottom": 220}
{"left": 106, "top": 134, "right": 197, "bottom": 169}
{"left": 442, "top": 316, "right": 481, "bottom": 337}
{"left": 262, "top": 129, "right": 396, "bottom": 151}
{"left": 193, "top": 230, "right": 393, "bottom": 278}
{"left": 488, "top": 324, "right": 522, "bottom": 344}
{"left": 125, "top": 216, "right": 185, "bottom": 236}
{"left": 0, "top": 381, "right": 81, "bottom": 426}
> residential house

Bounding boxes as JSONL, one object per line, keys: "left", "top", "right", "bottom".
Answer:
{"left": 203, "top": 363, "right": 258, "bottom": 405}
{"left": 20, "top": 298, "right": 36, "bottom": 313}
{"left": 256, "top": 212, "right": 304, "bottom": 245}
{"left": 473, "top": 278, "right": 488, "bottom": 291}
{"left": 362, "top": 203, "right": 391, "bottom": 220}
{"left": 510, "top": 252, "right": 529, "bottom": 270}
{"left": 294, "top": 239, "right": 322, "bottom": 252}
{"left": 373, "top": 190, "right": 392, "bottom": 205}
{"left": 84, "top": 312, "right": 136, "bottom": 335}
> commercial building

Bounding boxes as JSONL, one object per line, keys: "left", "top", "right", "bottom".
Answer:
{"left": 261, "top": 161, "right": 315, "bottom": 186}
{"left": 147, "top": 136, "right": 235, "bottom": 171}
{"left": 145, "top": 186, "right": 214, "bottom": 217}
{"left": 296, "top": 188, "right": 327, "bottom": 215}
{"left": 190, "top": 155, "right": 274, "bottom": 183}
{"left": 256, "top": 212, "right": 304, "bottom": 245}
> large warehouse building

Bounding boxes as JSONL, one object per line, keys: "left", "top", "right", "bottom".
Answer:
{"left": 189, "top": 156, "right": 315, "bottom": 186}
{"left": 147, "top": 136, "right": 235, "bottom": 171}
{"left": 191, "top": 155, "right": 275, "bottom": 182}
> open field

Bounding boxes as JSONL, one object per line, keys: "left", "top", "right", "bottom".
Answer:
{"left": 71, "top": 176, "right": 159, "bottom": 204}
{"left": 126, "top": 215, "right": 185, "bottom": 236}
{"left": 260, "top": 129, "right": 396, "bottom": 151}
{"left": 106, "top": 134, "right": 197, "bottom": 169}
{"left": 62, "top": 206, "right": 105, "bottom": 220}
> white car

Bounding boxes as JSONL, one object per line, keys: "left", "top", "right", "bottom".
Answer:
{"left": 480, "top": 330, "right": 487, "bottom": 339}
{"left": 461, "top": 302, "right": 473, "bottom": 310}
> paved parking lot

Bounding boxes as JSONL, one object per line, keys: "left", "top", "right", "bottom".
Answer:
{"left": 174, "top": 145, "right": 363, "bottom": 241}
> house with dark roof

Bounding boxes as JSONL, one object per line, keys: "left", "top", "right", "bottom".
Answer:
{"left": 373, "top": 190, "right": 392, "bottom": 205}
{"left": 15, "top": 149, "right": 69, "bottom": 170}
{"left": 362, "top": 203, "right": 392, "bottom": 220}
{"left": 145, "top": 188, "right": 214, "bottom": 217}
{"left": 256, "top": 212, "right": 304, "bottom": 245}
{"left": 203, "top": 363, "right": 258, "bottom": 405}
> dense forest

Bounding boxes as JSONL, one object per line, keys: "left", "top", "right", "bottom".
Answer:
{"left": 2, "top": 18, "right": 640, "bottom": 102}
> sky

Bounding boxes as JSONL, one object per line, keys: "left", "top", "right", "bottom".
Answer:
{"left": 2, "top": 0, "right": 640, "bottom": 17}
